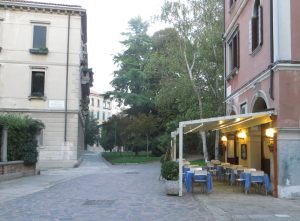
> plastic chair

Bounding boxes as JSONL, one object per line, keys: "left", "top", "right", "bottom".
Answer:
{"left": 192, "top": 170, "right": 208, "bottom": 193}
{"left": 250, "top": 171, "right": 265, "bottom": 194}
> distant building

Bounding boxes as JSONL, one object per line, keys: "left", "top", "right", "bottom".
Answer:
{"left": 0, "top": 0, "right": 93, "bottom": 168}
{"left": 89, "top": 91, "right": 113, "bottom": 125}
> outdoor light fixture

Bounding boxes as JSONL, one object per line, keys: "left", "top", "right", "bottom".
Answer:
{"left": 237, "top": 130, "right": 247, "bottom": 139}
{"left": 266, "top": 128, "right": 275, "bottom": 138}
{"left": 266, "top": 128, "right": 275, "bottom": 152}
{"left": 221, "top": 135, "right": 228, "bottom": 142}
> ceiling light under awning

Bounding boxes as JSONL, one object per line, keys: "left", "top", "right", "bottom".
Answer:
{"left": 181, "top": 111, "right": 275, "bottom": 134}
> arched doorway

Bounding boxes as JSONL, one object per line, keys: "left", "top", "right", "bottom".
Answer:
{"left": 252, "top": 96, "right": 270, "bottom": 175}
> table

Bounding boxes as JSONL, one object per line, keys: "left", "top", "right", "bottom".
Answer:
{"left": 240, "top": 172, "right": 271, "bottom": 194}
{"left": 184, "top": 171, "right": 213, "bottom": 193}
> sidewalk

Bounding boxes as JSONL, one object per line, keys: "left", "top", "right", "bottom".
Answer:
{"left": 0, "top": 151, "right": 108, "bottom": 204}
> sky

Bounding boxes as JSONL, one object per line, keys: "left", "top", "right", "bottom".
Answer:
{"left": 37, "top": 0, "right": 168, "bottom": 94}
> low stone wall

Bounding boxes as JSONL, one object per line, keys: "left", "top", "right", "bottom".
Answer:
{"left": 0, "top": 161, "right": 36, "bottom": 181}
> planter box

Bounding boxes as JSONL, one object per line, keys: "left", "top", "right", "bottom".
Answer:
{"left": 29, "top": 48, "right": 49, "bottom": 55}
{"left": 0, "top": 161, "right": 36, "bottom": 182}
{"left": 165, "top": 180, "right": 179, "bottom": 195}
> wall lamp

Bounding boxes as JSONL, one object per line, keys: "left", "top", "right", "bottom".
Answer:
{"left": 237, "top": 130, "right": 247, "bottom": 139}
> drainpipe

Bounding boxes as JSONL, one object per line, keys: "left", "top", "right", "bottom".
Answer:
{"left": 269, "top": 0, "right": 274, "bottom": 100}
{"left": 223, "top": 0, "right": 227, "bottom": 115}
{"left": 64, "top": 13, "right": 71, "bottom": 142}
{"left": 270, "top": 0, "right": 278, "bottom": 198}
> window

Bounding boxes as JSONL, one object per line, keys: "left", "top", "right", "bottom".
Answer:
{"left": 229, "top": 0, "right": 237, "bottom": 8}
{"left": 103, "top": 112, "right": 105, "bottom": 121}
{"left": 97, "top": 111, "right": 99, "bottom": 119}
{"left": 240, "top": 102, "right": 247, "bottom": 114}
{"left": 33, "top": 25, "right": 47, "bottom": 48}
{"left": 107, "top": 102, "right": 111, "bottom": 109}
{"left": 249, "top": 0, "right": 263, "bottom": 53}
{"left": 228, "top": 30, "right": 240, "bottom": 74}
{"left": 91, "top": 98, "right": 94, "bottom": 106}
{"left": 31, "top": 71, "right": 45, "bottom": 97}
{"left": 97, "top": 99, "right": 100, "bottom": 107}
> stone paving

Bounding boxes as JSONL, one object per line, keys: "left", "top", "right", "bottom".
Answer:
{"left": 0, "top": 152, "right": 299, "bottom": 221}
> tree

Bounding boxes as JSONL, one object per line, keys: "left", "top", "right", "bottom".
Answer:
{"left": 126, "top": 113, "right": 158, "bottom": 156}
{"left": 160, "top": 0, "right": 224, "bottom": 160}
{"left": 84, "top": 114, "right": 100, "bottom": 149}
{"left": 108, "top": 16, "right": 154, "bottom": 116}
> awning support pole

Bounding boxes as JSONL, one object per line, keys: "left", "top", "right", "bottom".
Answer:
{"left": 174, "top": 134, "right": 177, "bottom": 161}
{"left": 179, "top": 124, "right": 183, "bottom": 196}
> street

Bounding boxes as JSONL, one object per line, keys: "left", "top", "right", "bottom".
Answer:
{"left": 0, "top": 152, "right": 299, "bottom": 221}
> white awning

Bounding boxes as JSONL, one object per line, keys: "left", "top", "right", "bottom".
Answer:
{"left": 180, "top": 111, "right": 275, "bottom": 134}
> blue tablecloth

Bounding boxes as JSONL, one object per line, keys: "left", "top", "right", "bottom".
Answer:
{"left": 185, "top": 171, "right": 213, "bottom": 193}
{"left": 240, "top": 172, "right": 271, "bottom": 193}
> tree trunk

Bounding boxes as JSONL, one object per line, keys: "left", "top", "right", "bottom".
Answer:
{"left": 214, "top": 130, "right": 220, "bottom": 160}
{"left": 146, "top": 135, "right": 149, "bottom": 158}
{"left": 201, "top": 131, "right": 208, "bottom": 162}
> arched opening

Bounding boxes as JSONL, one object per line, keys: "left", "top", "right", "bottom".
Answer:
{"left": 230, "top": 110, "right": 236, "bottom": 115}
{"left": 252, "top": 97, "right": 267, "bottom": 112}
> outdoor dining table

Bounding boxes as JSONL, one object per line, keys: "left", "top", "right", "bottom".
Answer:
{"left": 184, "top": 171, "right": 213, "bottom": 193}
{"left": 240, "top": 172, "right": 271, "bottom": 194}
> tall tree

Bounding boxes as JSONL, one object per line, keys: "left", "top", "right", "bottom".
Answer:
{"left": 108, "top": 16, "right": 153, "bottom": 116}
{"left": 160, "top": 0, "right": 224, "bottom": 160}
{"left": 84, "top": 114, "right": 100, "bottom": 149}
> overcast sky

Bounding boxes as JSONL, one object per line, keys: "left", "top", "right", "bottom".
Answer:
{"left": 37, "top": 0, "right": 167, "bottom": 94}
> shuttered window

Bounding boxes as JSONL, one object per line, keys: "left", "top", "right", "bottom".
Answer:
{"left": 229, "top": 31, "right": 240, "bottom": 73}
{"left": 33, "top": 25, "right": 47, "bottom": 48}
{"left": 249, "top": 0, "right": 263, "bottom": 53}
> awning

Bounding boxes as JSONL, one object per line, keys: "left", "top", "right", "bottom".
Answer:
{"left": 181, "top": 111, "right": 275, "bottom": 134}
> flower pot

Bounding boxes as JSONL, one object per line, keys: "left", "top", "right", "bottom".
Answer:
{"left": 165, "top": 180, "right": 179, "bottom": 195}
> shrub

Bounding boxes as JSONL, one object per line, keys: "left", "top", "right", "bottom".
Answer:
{"left": 0, "top": 114, "right": 44, "bottom": 164}
{"left": 161, "top": 161, "right": 179, "bottom": 181}
{"left": 22, "top": 140, "right": 39, "bottom": 165}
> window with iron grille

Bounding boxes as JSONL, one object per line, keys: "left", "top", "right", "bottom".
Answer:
{"left": 31, "top": 71, "right": 45, "bottom": 97}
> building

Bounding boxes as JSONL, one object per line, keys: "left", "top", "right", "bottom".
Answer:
{"left": 89, "top": 91, "right": 113, "bottom": 125}
{"left": 223, "top": 0, "right": 300, "bottom": 198}
{"left": 173, "top": 0, "right": 300, "bottom": 198}
{"left": 0, "top": 0, "right": 93, "bottom": 168}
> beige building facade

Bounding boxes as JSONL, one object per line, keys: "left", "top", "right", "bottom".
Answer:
{"left": 0, "top": 0, "right": 91, "bottom": 168}
{"left": 89, "top": 91, "right": 113, "bottom": 125}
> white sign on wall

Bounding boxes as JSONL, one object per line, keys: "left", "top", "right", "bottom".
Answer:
{"left": 49, "top": 100, "right": 65, "bottom": 109}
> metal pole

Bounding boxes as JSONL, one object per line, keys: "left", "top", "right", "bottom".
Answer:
{"left": 64, "top": 13, "right": 71, "bottom": 142}
{"left": 1, "top": 126, "right": 8, "bottom": 162}
{"left": 179, "top": 124, "right": 183, "bottom": 196}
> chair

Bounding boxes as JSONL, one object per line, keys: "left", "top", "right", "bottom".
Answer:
{"left": 192, "top": 170, "right": 208, "bottom": 193}
{"left": 233, "top": 169, "right": 246, "bottom": 192}
{"left": 250, "top": 171, "right": 265, "bottom": 194}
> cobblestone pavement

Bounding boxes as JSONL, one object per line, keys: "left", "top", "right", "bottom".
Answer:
{"left": 0, "top": 152, "right": 299, "bottom": 221}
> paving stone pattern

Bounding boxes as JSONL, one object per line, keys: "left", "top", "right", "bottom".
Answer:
{"left": 0, "top": 152, "right": 299, "bottom": 221}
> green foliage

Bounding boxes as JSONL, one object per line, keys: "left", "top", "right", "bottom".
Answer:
{"left": 22, "top": 140, "right": 38, "bottom": 165}
{"left": 102, "top": 152, "right": 160, "bottom": 164}
{"left": 84, "top": 114, "right": 100, "bottom": 148}
{"left": 161, "top": 161, "right": 179, "bottom": 180}
{"left": 104, "top": 1, "right": 225, "bottom": 159}
{"left": 0, "top": 114, "right": 44, "bottom": 164}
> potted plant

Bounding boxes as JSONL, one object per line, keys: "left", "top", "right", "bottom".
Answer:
{"left": 161, "top": 161, "right": 179, "bottom": 195}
